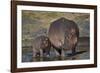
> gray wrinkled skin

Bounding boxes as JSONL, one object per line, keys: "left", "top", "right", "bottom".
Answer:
{"left": 48, "top": 17, "right": 79, "bottom": 57}
{"left": 32, "top": 36, "right": 51, "bottom": 57}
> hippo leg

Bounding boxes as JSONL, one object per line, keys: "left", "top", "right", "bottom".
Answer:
{"left": 55, "top": 48, "right": 62, "bottom": 56}
{"left": 72, "top": 47, "right": 76, "bottom": 55}
{"left": 61, "top": 49, "right": 65, "bottom": 60}
{"left": 46, "top": 50, "right": 50, "bottom": 57}
{"left": 54, "top": 49, "right": 60, "bottom": 57}
{"left": 33, "top": 52, "right": 36, "bottom": 58}
{"left": 55, "top": 48, "right": 64, "bottom": 56}
{"left": 68, "top": 46, "right": 76, "bottom": 56}
{"left": 61, "top": 49, "right": 64, "bottom": 57}
{"left": 72, "top": 43, "right": 78, "bottom": 55}
{"left": 43, "top": 49, "right": 50, "bottom": 57}
{"left": 39, "top": 49, "right": 43, "bottom": 57}
{"left": 33, "top": 49, "right": 37, "bottom": 58}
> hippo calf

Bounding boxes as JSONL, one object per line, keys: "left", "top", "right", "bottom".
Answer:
{"left": 32, "top": 36, "right": 51, "bottom": 57}
{"left": 48, "top": 17, "right": 79, "bottom": 57}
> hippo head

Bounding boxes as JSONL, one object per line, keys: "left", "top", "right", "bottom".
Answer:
{"left": 41, "top": 36, "right": 51, "bottom": 49}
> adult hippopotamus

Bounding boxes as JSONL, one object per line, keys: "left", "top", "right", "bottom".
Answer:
{"left": 32, "top": 35, "right": 51, "bottom": 57}
{"left": 48, "top": 17, "right": 79, "bottom": 57}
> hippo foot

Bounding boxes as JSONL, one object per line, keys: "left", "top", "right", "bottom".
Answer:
{"left": 43, "top": 53, "right": 50, "bottom": 58}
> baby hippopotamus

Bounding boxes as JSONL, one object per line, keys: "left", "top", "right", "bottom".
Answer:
{"left": 32, "top": 35, "right": 51, "bottom": 57}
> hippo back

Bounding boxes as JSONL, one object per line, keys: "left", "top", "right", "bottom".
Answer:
{"left": 48, "top": 17, "right": 79, "bottom": 49}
